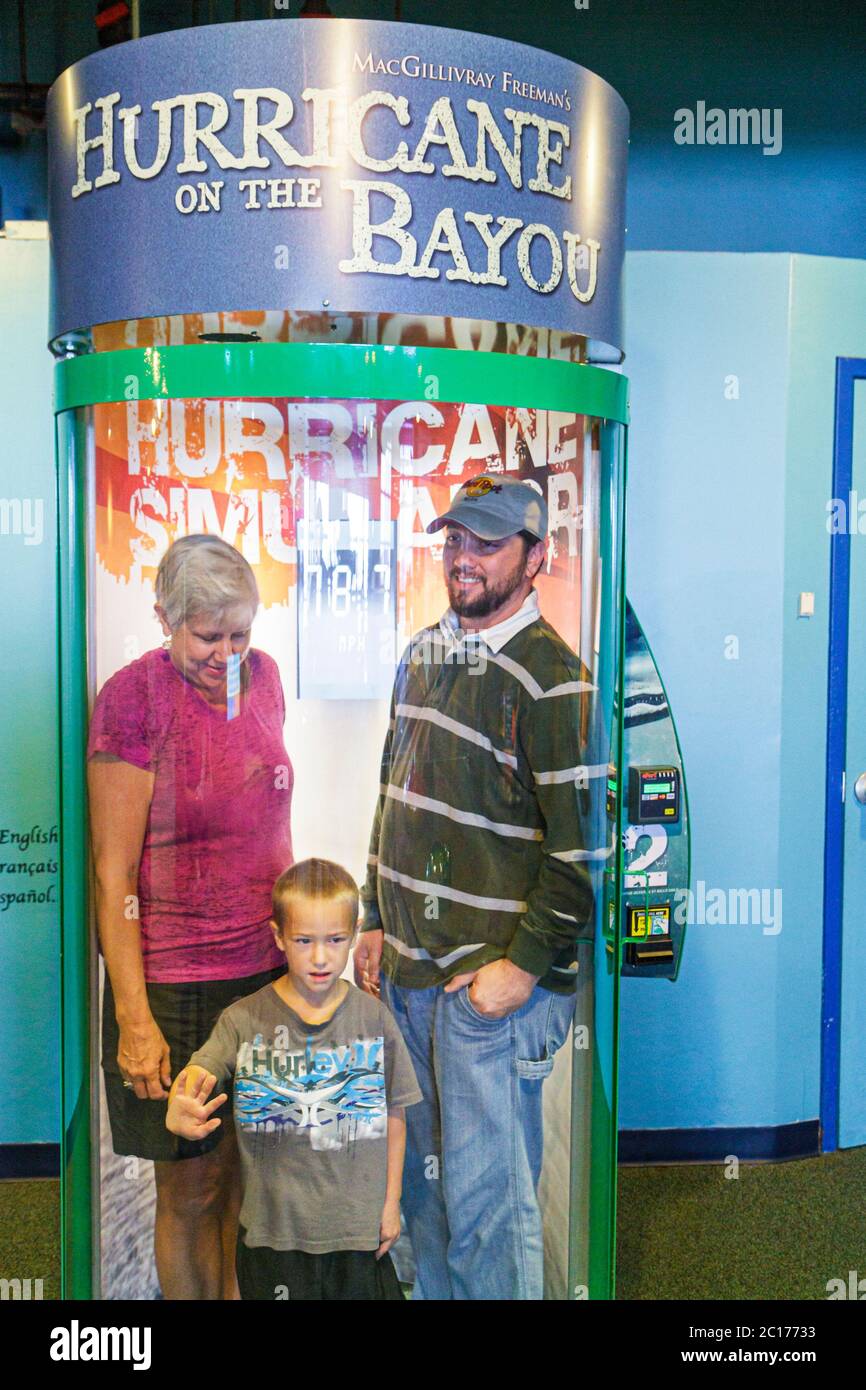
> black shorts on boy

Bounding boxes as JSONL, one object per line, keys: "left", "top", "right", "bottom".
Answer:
{"left": 236, "top": 1236, "right": 404, "bottom": 1301}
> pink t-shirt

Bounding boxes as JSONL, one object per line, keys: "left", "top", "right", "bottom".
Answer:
{"left": 88, "top": 647, "right": 292, "bottom": 983}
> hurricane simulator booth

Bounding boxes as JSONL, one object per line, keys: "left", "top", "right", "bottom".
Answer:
{"left": 48, "top": 17, "right": 687, "bottom": 1300}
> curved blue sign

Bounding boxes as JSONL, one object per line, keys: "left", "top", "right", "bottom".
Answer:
{"left": 47, "top": 19, "right": 628, "bottom": 352}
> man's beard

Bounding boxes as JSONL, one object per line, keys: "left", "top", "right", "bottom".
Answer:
{"left": 447, "top": 554, "right": 526, "bottom": 619}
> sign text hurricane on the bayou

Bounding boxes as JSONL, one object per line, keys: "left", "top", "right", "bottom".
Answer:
{"left": 47, "top": 21, "right": 628, "bottom": 345}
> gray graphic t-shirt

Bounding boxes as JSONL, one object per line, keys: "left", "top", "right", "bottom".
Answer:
{"left": 188, "top": 980, "right": 422, "bottom": 1253}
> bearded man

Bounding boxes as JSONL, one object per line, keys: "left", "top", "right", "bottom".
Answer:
{"left": 355, "top": 473, "right": 595, "bottom": 1301}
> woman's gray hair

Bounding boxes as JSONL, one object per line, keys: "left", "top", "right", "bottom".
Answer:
{"left": 155, "top": 535, "right": 259, "bottom": 631}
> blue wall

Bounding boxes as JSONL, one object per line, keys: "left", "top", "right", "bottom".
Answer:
{"left": 781, "top": 260, "right": 866, "bottom": 1138}
{"left": 619, "top": 252, "right": 866, "bottom": 1132}
{"left": 620, "top": 252, "right": 792, "bottom": 1129}
{"left": 0, "top": 233, "right": 59, "bottom": 1145}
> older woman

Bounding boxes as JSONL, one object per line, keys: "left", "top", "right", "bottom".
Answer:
{"left": 88, "top": 535, "right": 293, "bottom": 1300}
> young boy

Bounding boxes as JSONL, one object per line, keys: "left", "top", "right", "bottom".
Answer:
{"left": 166, "top": 858, "right": 422, "bottom": 1301}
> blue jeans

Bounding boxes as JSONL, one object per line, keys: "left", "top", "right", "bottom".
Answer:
{"left": 380, "top": 975, "right": 576, "bottom": 1301}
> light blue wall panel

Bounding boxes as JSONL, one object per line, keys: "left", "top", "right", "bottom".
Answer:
{"left": 621, "top": 252, "right": 866, "bottom": 1133}
{"left": 0, "top": 233, "right": 59, "bottom": 1144}
{"left": 782, "top": 258, "right": 866, "bottom": 1141}
{"left": 620, "top": 253, "right": 794, "bottom": 1129}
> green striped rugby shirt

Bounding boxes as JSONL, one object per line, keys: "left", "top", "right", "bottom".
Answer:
{"left": 361, "top": 602, "right": 611, "bottom": 993}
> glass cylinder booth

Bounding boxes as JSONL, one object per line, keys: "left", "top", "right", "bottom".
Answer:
{"left": 48, "top": 18, "right": 631, "bottom": 1302}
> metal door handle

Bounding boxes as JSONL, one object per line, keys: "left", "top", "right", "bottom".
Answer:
{"left": 855, "top": 773, "right": 866, "bottom": 805}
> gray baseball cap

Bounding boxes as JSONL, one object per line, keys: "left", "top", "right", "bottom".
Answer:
{"left": 426, "top": 474, "right": 548, "bottom": 542}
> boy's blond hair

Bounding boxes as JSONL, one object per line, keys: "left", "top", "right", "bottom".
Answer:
{"left": 271, "top": 858, "right": 359, "bottom": 935}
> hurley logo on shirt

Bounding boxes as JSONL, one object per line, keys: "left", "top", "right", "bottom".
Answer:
{"left": 234, "top": 1033, "right": 387, "bottom": 1148}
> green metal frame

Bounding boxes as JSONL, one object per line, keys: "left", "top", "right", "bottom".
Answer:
{"left": 56, "top": 407, "right": 93, "bottom": 1299}
{"left": 54, "top": 340, "right": 629, "bottom": 1301}
{"left": 587, "top": 420, "right": 628, "bottom": 1297}
{"left": 53, "top": 342, "right": 629, "bottom": 422}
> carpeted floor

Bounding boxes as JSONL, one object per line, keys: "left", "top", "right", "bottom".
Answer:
{"left": 3, "top": 1147, "right": 865, "bottom": 1300}
{"left": 0, "top": 1179, "right": 60, "bottom": 1300}
{"left": 616, "top": 1147, "right": 866, "bottom": 1300}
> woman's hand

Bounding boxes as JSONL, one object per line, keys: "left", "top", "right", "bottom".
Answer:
{"left": 117, "top": 1015, "right": 172, "bottom": 1100}
{"left": 89, "top": 755, "right": 162, "bottom": 1097}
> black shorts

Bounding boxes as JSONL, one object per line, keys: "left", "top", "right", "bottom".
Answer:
{"left": 101, "top": 965, "right": 285, "bottom": 1163}
{"left": 236, "top": 1235, "right": 404, "bottom": 1302}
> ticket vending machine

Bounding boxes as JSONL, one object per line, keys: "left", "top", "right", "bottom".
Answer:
{"left": 46, "top": 18, "right": 670, "bottom": 1300}
{"left": 615, "top": 604, "right": 690, "bottom": 980}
